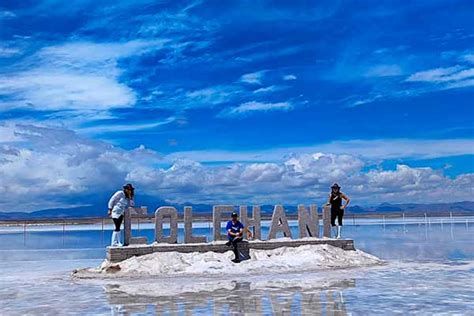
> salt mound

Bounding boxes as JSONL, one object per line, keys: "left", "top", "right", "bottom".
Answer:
{"left": 82, "top": 244, "right": 381, "bottom": 277}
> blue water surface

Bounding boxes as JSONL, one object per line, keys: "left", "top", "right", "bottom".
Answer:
{"left": 0, "top": 218, "right": 473, "bottom": 315}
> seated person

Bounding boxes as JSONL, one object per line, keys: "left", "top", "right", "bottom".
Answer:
{"left": 225, "top": 212, "right": 244, "bottom": 263}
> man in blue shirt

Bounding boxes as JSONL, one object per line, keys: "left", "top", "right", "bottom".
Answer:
{"left": 225, "top": 212, "right": 244, "bottom": 263}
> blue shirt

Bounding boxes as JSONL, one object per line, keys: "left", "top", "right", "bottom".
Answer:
{"left": 226, "top": 220, "right": 244, "bottom": 236}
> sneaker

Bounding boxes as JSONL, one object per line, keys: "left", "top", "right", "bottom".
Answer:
{"left": 231, "top": 258, "right": 241, "bottom": 263}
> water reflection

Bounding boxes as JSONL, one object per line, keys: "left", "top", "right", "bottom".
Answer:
{"left": 1, "top": 221, "right": 472, "bottom": 262}
{"left": 1, "top": 220, "right": 473, "bottom": 314}
{"left": 104, "top": 278, "right": 355, "bottom": 315}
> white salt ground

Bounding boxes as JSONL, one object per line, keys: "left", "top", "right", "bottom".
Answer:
{"left": 78, "top": 244, "right": 382, "bottom": 278}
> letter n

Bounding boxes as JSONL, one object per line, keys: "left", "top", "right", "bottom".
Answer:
{"left": 298, "top": 204, "right": 319, "bottom": 238}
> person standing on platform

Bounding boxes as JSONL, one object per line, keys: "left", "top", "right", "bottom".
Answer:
{"left": 328, "top": 183, "right": 350, "bottom": 239}
{"left": 107, "top": 183, "right": 135, "bottom": 246}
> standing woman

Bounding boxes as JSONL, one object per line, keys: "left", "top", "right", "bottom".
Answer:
{"left": 328, "top": 183, "right": 350, "bottom": 239}
{"left": 108, "top": 183, "right": 135, "bottom": 246}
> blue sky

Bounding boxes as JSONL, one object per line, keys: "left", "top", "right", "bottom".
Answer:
{"left": 0, "top": 1, "right": 473, "bottom": 212}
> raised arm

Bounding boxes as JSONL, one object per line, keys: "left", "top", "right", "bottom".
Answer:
{"left": 341, "top": 193, "right": 350, "bottom": 209}
{"left": 245, "top": 227, "right": 253, "bottom": 239}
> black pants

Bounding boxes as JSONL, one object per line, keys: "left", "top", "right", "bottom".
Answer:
{"left": 331, "top": 208, "right": 344, "bottom": 227}
{"left": 113, "top": 215, "right": 124, "bottom": 232}
{"left": 228, "top": 236, "right": 242, "bottom": 260}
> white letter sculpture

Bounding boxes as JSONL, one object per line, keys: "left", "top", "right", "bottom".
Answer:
{"left": 268, "top": 205, "right": 292, "bottom": 239}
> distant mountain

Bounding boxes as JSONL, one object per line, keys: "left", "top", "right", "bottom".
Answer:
{"left": 0, "top": 205, "right": 105, "bottom": 220}
{"left": 1, "top": 201, "right": 473, "bottom": 220}
{"left": 347, "top": 201, "right": 474, "bottom": 215}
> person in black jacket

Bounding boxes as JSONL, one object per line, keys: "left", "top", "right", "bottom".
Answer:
{"left": 327, "top": 183, "right": 350, "bottom": 239}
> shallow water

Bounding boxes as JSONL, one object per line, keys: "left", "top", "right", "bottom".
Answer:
{"left": 0, "top": 220, "right": 473, "bottom": 315}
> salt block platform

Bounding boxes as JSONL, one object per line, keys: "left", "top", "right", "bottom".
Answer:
{"left": 107, "top": 238, "right": 355, "bottom": 263}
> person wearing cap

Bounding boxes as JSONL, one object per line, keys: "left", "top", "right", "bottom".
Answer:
{"left": 327, "top": 183, "right": 350, "bottom": 239}
{"left": 225, "top": 212, "right": 245, "bottom": 263}
{"left": 107, "top": 183, "right": 135, "bottom": 246}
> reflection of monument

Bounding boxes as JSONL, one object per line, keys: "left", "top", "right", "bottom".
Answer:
{"left": 103, "top": 278, "right": 355, "bottom": 315}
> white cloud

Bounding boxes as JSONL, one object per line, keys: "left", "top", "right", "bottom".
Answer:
{"left": 406, "top": 66, "right": 461, "bottom": 82}
{"left": 165, "top": 138, "right": 474, "bottom": 163}
{"left": 442, "top": 68, "right": 474, "bottom": 82}
{"left": 338, "top": 52, "right": 474, "bottom": 107}
{"left": 445, "top": 78, "right": 474, "bottom": 89}
{"left": 147, "top": 81, "right": 288, "bottom": 111}
{"left": 1, "top": 124, "right": 472, "bottom": 211}
{"left": 127, "top": 153, "right": 474, "bottom": 205}
{"left": 404, "top": 65, "right": 474, "bottom": 90}
{"left": 365, "top": 64, "right": 403, "bottom": 77}
{"left": 185, "top": 85, "right": 241, "bottom": 106}
{"left": 0, "top": 70, "right": 136, "bottom": 111}
{"left": 0, "top": 125, "right": 25, "bottom": 142}
{"left": 36, "top": 40, "right": 168, "bottom": 65}
{"left": 241, "top": 163, "right": 285, "bottom": 182}
{"left": 240, "top": 70, "right": 267, "bottom": 84}
{"left": 223, "top": 101, "right": 293, "bottom": 116}
{"left": 78, "top": 117, "right": 176, "bottom": 135}
{"left": 253, "top": 85, "right": 287, "bottom": 94}
{"left": 283, "top": 74, "right": 297, "bottom": 81}
{"left": 350, "top": 95, "right": 383, "bottom": 107}
{"left": 0, "top": 123, "right": 162, "bottom": 211}
{"left": 0, "top": 47, "right": 21, "bottom": 57}
{"left": 0, "top": 40, "right": 167, "bottom": 112}
{"left": 405, "top": 65, "right": 474, "bottom": 83}
{"left": 462, "top": 53, "right": 474, "bottom": 64}
{"left": 367, "top": 164, "right": 440, "bottom": 189}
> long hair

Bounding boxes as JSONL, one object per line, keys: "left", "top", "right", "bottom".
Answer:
{"left": 124, "top": 188, "right": 134, "bottom": 200}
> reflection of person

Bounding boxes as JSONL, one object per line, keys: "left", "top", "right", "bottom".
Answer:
{"left": 327, "top": 183, "right": 350, "bottom": 239}
{"left": 327, "top": 290, "right": 348, "bottom": 316}
{"left": 108, "top": 183, "right": 135, "bottom": 246}
{"left": 225, "top": 212, "right": 244, "bottom": 263}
